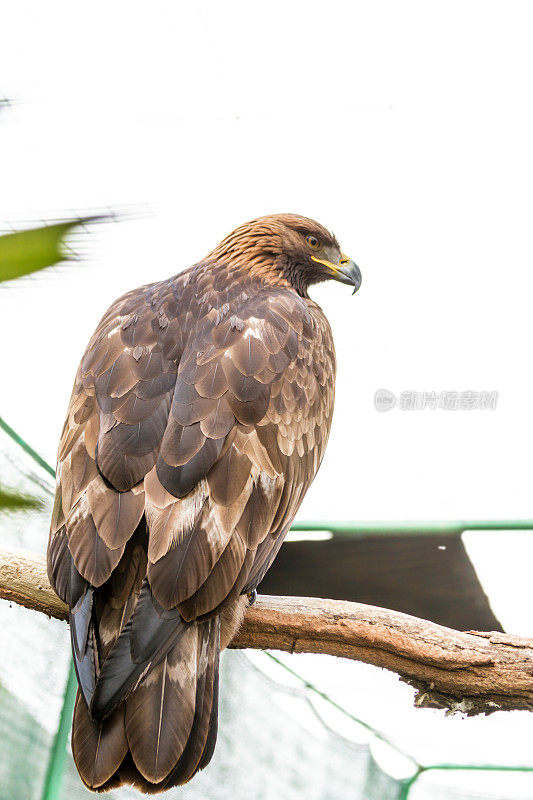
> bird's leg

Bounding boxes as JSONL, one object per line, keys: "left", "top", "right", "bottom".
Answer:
{"left": 247, "top": 589, "right": 257, "bottom": 606}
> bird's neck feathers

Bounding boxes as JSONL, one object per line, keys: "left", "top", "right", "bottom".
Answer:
{"left": 207, "top": 228, "right": 311, "bottom": 298}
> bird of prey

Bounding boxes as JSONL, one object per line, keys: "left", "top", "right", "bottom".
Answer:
{"left": 47, "top": 213, "right": 361, "bottom": 793}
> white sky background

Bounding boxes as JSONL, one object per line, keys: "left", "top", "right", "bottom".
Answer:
{"left": 2, "top": 1, "right": 533, "bottom": 794}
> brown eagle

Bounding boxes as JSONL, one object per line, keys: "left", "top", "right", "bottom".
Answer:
{"left": 47, "top": 213, "right": 361, "bottom": 793}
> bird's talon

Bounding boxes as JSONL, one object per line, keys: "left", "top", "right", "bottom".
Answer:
{"left": 247, "top": 590, "right": 257, "bottom": 606}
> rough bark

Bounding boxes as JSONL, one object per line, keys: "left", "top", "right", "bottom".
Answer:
{"left": 1, "top": 546, "right": 532, "bottom": 715}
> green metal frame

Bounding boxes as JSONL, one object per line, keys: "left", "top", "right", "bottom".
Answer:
{"left": 292, "top": 519, "right": 533, "bottom": 536}
{"left": 398, "top": 764, "right": 533, "bottom": 799}
{"left": 40, "top": 662, "right": 78, "bottom": 800}
{"left": 0, "top": 416, "right": 55, "bottom": 479}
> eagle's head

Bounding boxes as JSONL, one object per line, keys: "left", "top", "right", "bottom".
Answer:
{"left": 209, "top": 213, "right": 362, "bottom": 298}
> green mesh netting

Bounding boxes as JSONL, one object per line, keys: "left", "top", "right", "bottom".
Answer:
{"left": 0, "top": 683, "right": 50, "bottom": 799}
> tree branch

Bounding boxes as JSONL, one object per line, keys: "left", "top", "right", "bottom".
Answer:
{"left": 1, "top": 546, "right": 532, "bottom": 716}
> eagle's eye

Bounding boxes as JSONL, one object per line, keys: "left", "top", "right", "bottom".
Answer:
{"left": 305, "top": 234, "right": 320, "bottom": 250}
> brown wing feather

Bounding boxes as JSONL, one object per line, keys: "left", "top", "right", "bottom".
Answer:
{"left": 145, "top": 286, "right": 335, "bottom": 621}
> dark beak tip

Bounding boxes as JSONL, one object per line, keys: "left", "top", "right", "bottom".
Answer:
{"left": 350, "top": 263, "right": 362, "bottom": 295}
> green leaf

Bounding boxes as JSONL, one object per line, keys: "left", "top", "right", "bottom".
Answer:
{"left": 0, "top": 487, "right": 42, "bottom": 512}
{"left": 0, "top": 215, "right": 107, "bottom": 283}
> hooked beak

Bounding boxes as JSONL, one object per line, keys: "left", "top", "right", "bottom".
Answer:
{"left": 311, "top": 253, "right": 362, "bottom": 294}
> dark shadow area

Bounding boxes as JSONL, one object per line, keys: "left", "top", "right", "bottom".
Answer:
{"left": 260, "top": 534, "right": 502, "bottom": 632}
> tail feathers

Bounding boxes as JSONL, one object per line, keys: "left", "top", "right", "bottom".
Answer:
{"left": 90, "top": 581, "right": 187, "bottom": 720}
{"left": 159, "top": 616, "right": 220, "bottom": 789}
{"left": 70, "top": 588, "right": 97, "bottom": 709}
{"left": 196, "top": 649, "right": 219, "bottom": 772}
{"left": 72, "top": 617, "right": 220, "bottom": 793}
{"left": 72, "top": 692, "right": 128, "bottom": 791}
{"left": 124, "top": 624, "right": 199, "bottom": 784}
